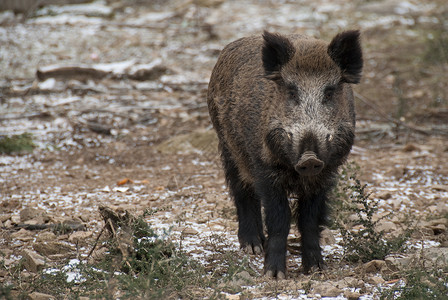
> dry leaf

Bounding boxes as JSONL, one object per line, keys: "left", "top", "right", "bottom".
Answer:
{"left": 117, "top": 178, "right": 133, "bottom": 186}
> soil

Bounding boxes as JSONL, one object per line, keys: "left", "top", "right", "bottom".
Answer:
{"left": 1, "top": 0, "right": 448, "bottom": 299}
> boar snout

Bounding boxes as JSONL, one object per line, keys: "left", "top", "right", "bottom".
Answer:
{"left": 295, "top": 151, "right": 324, "bottom": 176}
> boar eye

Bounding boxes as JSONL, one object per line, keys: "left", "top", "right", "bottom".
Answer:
{"left": 287, "top": 84, "right": 299, "bottom": 101}
{"left": 323, "top": 86, "right": 336, "bottom": 103}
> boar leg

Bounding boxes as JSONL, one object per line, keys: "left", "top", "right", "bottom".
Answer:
{"left": 297, "top": 192, "right": 327, "bottom": 273}
{"left": 256, "top": 178, "right": 291, "bottom": 279}
{"left": 221, "top": 146, "right": 265, "bottom": 255}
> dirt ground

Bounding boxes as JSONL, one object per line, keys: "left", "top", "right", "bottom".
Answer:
{"left": 1, "top": 0, "right": 448, "bottom": 299}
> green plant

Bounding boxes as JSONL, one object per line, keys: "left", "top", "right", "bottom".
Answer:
{"left": 0, "top": 133, "right": 35, "bottom": 154}
{"left": 4, "top": 208, "right": 255, "bottom": 298}
{"left": 381, "top": 266, "right": 448, "bottom": 300}
{"left": 423, "top": 30, "right": 448, "bottom": 65}
{"left": 332, "top": 162, "right": 411, "bottom": 263}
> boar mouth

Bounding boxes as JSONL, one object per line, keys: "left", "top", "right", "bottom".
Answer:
{"left": 294, "top": 151, "right": 324, "bottom": 176}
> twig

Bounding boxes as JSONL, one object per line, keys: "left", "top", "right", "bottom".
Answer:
{"left": 354, "top": 91, "right": 430, "bottom": 135}
{"left": 87, "top": 225, "right": 106, "bottom": 259}
{"left": 0, "top": 112, "right": 52, "bottom": 121}
{"left": 11, "top": 222, "right": 85, "bottom": 232}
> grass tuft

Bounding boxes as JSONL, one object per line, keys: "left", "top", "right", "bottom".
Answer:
{"left": 0, "top": 133, "right": 35, "bottom": 154}
{"left": 2, "top": 208, "right": 254, "bottom": 298}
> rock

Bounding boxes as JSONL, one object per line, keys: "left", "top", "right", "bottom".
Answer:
{"left": 0, "top": 214, "right": 11, "bottom": 223}
{"left": 37, "top": 231, "right": 57, "bottom": 242}
{"left": 0, "top": 199, "right": 20, "bottom": 211}
{"left": 33, "top": 241, "right": 74, "bottom": 257}
{"left": 320, "top": 228, "right": 336, "bottom": 245}
{"left": 375, "top": 221, "right": 397, "bottom": 233}
{"left": 20, "top": 207, "right": 47, "bottom": 223}
{"left": 336, "top": 277, "right": 364, "bottom": 289}
{"left": 22, "top": 249, "right": 45, "bottom": 273}
{"left": 27, "top": 291, "right": 55, "bottom": 300}
{"left": 68, "top": 231, "right": 93, "bottom": 244}
{"left": 385, "top": 255, "right": 411, "bottom": 271}
{"left": 11, "top": 228, "right": 34, "bottom": 241}
{"left": 178, "top": 227, "right": 199, "bottom": 235}
{"left": 376, "top": 191, "right": 392, "bottom": 200}
{"left": 312, "top": 282, "right": 342, "bottom": 297}
{"left": 364, "top": 260, "right": 386, "bottom": 273}
{"left": 344, "top": 290, "right": 362, "bottom": 300}
{"left": 366, "top": 276, "right": 385, "bottom": 285}
{"left": 224, "top": 294, "right": 239, "bottom": 300}
{"left": 218, "top": 270, "right": 252, "bottom": 292}
{"left": 3, "top": 219, "right": 12, "bottom": 228}
{"left": 11, "top": 215, "right": 21, "bottom": 224}
{"left": 420, "top": 247, "right": 448, "bottom": 267}
{"left": 402, "top": 143, "right": 420, "bottom": 152}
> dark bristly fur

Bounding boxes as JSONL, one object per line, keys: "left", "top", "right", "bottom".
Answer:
{"left": 207, "top": 30, "right": 363, "bottom": 278}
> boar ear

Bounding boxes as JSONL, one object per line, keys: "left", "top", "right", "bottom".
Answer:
{"left": 328, "top": 30, "right": 363, "bottom": 84}
{"left": 262, "top": 31, "right": 295, "bottom": 77}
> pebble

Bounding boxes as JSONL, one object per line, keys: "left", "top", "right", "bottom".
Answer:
{"left": 27, "top": 292, "right": 56, "bottom": 300}
{"left": 366, "top": 276, "right": 385, "bottom": 285}
{"left": 22, "top": 249, "right": 45, "bottom": 273}
{"left": 364, "top": 260, "right": 386, "bottom": 273}
{"left": 312, "top": 282, "right": 342, "bottom": 297}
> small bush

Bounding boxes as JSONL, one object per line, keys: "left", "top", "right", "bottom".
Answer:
{"left": 0, "top": 133, "right": 35, "bottom": 154}
{"left": 381, "top": 266, "right": 448, "bottom": 300}
{"left": 423, "top": 29, "right": 448, "bottom": 65}
{"left": 332, "top": 162, "right": 411, "bottom": 263}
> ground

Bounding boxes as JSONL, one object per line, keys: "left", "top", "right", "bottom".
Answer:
{"left": 1, "top": 0, "right": 448, "bottom": 299}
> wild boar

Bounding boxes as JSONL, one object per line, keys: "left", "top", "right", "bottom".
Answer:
{"left": 207, "top": 30, "right": 363, "bottom": 278}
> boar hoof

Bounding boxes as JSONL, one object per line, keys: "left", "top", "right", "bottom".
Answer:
{"left": 242, "top": 244, "right": 263, "bottom": 255}
{"left": 303, "top": 262, "right": 327, "bottom": 275}
{"left": 265, "top": 270, "right": 286, "bottom": 280}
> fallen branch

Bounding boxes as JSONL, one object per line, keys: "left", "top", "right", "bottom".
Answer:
{"left": 0, "top": 112, "right": 52, "bottom": 121}
{"left": 10, "top": 222, "right": 85, "bottom": 232}
{"left": 354, "top": 92, "right": 446, "bottom": 136}
{"left": 36, "top": 59, "right": 170, "bottom": 82}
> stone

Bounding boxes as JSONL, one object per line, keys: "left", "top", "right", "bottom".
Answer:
{"left": 37, "top": 231, "right": 57, "bottom": 242}
{"left": 33, "top": 241, "right": 74, "bottom": 257}
{"left": 20, "top": 207, "right": 47, "bottom": 223}
{"left": 179, "top": 227, "right": 199, "bottom": 235}
{"left": 27, "top": 291, "right": 56, "bottom": 300}
{"left": 312, "top": 282, "right": 342, "bottom": 297}
{"left": 320, "top": 228, "right": 336, "bottom": 245}
{"left": 344, "top": 290, "right": 362, "bottom": 300}
{"left": 375, "top": 221, "right": 397, "bottom": 233}
{"left": 402, "top": 143, "right": 420, "bottom": 152}
{"left": 22, "top": 249, "right": 45, "bottom": 273}
{"left": 218, "top": 270, "right": 252, "bottom": 292}
{"left": 376, "top": 191, "right": 392, "bottom": 200}
{"left": 419, "top": 247, "right": 448, "bottom": 267}
{"left": 385, "top": 255, "right": 411, "bottom": 271}
{"left": 364, "top": 260, "right": 386, "bottom": 273}
{"left": 336, "top": 277, "right": 364, "bottom": 289}
{"left": 11, "top": 215, "right": 20, "bottom": 224}
{"left": 366, "top": 276, "right": 385, "bottom": 285}
{"left": 68, "top": 231, "right": 93, "bottom": 244}
{"left": 0, "top": 214, "right": 10, "bottom": 223}
{"left": 11, "top": 228, "right": 34, "bottom": 241}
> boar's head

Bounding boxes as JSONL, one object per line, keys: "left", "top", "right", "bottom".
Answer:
{"left": 262, "top": 30, "right": 362, "bottom": 177}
